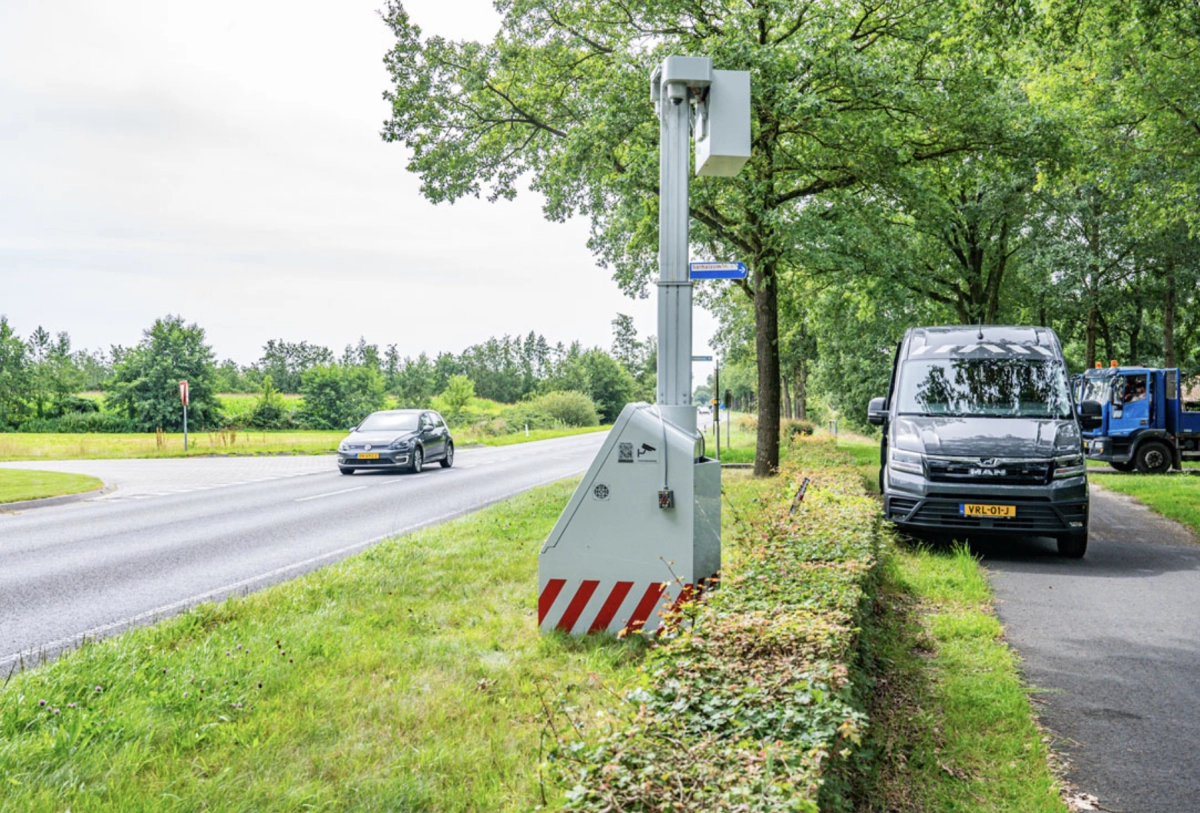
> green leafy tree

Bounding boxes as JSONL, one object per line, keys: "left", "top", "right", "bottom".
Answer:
{"left": 298, "top": 364, "right": 387, "bottom": 430}
{"left": 381, "top": 0, "right": 1021, "bottom": 475}
{"left": 106, "top": 315, "right": 222, "bottom": 432}
{"left": 26, "top": 326, "right": 80, "bottom": 419}
{"left": 0, "top": 317, "right": 31, "bottom": 428}
{"left": 439, "top": 374, "right": 476, "bottom": 420}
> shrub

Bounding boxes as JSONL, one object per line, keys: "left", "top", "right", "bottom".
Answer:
{"left": 17, "top": 413, "right": 137, "bottom": 433}
{"left": 526, "top": 390, "right": 599, "bottom": 427}
{"left": 737, "top": 413, "right": 758, "bottom": 432}
{"left": 51, "top": 395, "right": 100, "bottom": 416}
{"left": 245, "top": 377, "right": 296, "bottom": 430}
{"left": 783, "top": 419, "right": 816, "bottom": 439}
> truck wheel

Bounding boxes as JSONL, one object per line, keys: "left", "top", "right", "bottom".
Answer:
{"left": 1110, "top": 460, "right": 1136, "bottom": 472}
{"left": 1135, "top": 441, "right": 1172, "bottom": 474}
{"left": 1057, "top": 530, "right": 1088, "bottom": 559}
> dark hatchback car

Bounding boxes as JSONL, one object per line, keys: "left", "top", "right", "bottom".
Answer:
{"left": 337, "top": 409, "right": 454, "bottom": 475}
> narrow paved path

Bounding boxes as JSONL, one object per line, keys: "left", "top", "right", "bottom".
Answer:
{"left": 0, "top": 434, "right": 604, "bottom": 671}
{"left": 974, "top": 482, "right": 1200, "bottom": 813}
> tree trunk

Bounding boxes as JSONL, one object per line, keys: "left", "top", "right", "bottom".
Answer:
{"left": 1164, "top": 260, "right": 1177, "bottom": 368}
{"left": 754, "top": 261, "right": 781, "bottom": 477}
{"left": 796, "top": 356, "right": 808, "bottom": 421}
{"left": 781, "top": 375, "right": 792, "bottom": 421}
{"left": 1085, "top": 306, "right": 1098, "bottom": 370}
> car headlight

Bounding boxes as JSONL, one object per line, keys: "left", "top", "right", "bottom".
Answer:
{"left": 889, "top": 448, "right": 924, "bottom": 475}
{"left": 338, "top": 442, "right": 349, "bottom": 452}
{"left": 1053, "top": 454, "right": 1086, "bottom": 479}
{"left": 389, "top": 438, "right": 411, "bottom": 451}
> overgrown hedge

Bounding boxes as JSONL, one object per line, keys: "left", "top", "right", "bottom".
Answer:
{"left": 549, "top": 439, "right": 882, "bottom": 811}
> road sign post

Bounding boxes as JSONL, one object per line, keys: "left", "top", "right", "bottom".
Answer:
{"left": 179, "top": 380, "right": 189, "bottom": 452}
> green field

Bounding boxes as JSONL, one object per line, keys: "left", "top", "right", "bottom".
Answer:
{"left": 0, "top": 469, "right": 104, "bottom": 504}
{"left": 0, "top": 431, "right": 345, "bottom": 461}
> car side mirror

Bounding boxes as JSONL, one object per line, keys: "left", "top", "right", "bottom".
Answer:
{"left": 867, "top": 397, "right": 887, "bottom": 426}
{"left": 1078, "top": 400, "right": 1103, "bottom": 430}
{"left": 348, "top": 425, "right": 358, "bottom": 432}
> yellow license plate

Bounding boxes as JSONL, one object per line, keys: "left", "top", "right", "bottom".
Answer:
{"left": 357, "top": 452, "right": 380, "bottom": 460}
{"left": 961, "top": 503, "right": 1016, "bottom": 518}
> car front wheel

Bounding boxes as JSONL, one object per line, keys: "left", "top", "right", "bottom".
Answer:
{"left": 440, "top": 442, "right": 454, "bottom": 468}
{"left": 339, "top": 466, "right": 354, "bottom": 476}
{"left": 409, "top": 447, "right": 423, "bottom": 474}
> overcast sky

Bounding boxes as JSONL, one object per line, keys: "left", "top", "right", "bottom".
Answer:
{"left": 0, "top": 0, "right": 717, "bottom": 366}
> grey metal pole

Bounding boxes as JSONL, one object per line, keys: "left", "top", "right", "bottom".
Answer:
{"left": 656, "top": 79, "right": 695, "bottom": 435}
{"left": 183, "top": 403, "right": 188, "bottom": 452}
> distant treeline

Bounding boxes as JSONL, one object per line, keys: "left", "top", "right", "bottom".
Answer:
{"left": 0, "top": 313, "right": 661, "bottom": 433}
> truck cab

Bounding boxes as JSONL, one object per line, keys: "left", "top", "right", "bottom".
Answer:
{"left": 1079, "top": 366, "right": 1200, "bottom": 472}
{"left": 868, "top": 326, "right": 1090, "bottom": 558}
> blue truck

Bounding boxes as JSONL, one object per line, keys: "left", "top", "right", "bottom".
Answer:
{"left": 1076, "top": 366, "right": 1200, "bottom": 472}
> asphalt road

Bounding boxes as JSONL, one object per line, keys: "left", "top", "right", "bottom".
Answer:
{"left": 972, "top": 482, "right": 1200, "bottom": 813}
{"left": 0, "top": 433, "right": 605, "bottom": 671}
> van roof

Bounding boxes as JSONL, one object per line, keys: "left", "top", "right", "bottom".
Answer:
{"left": 903, "top": 325, "right": 1061, "bottom": 359}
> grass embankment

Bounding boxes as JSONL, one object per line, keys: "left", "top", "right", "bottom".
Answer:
{"left": 0, "top": 469, "right": 104, "bottom": 504}
{"left": 835, "top": 434, "right": 1070, "bottom": 810}
{"left": 0, "top": 481, "right": 644, "bottom": 812}
{"left": 1089, "top": 471, "right": 1200, "bottom": 536}
{"left": 857, "top": 543, "right": 1067, "bottom": 812}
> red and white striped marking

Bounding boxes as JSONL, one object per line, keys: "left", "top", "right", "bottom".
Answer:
{"left": 538, "top": 578, "right": 705, "bottom": 635}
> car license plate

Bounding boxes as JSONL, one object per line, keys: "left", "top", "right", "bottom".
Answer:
{"left": 357, "top": 452, "right": 379, "bottom": 460}
{"left": 960, "top": 503, "right": 1016, "bottom": 518}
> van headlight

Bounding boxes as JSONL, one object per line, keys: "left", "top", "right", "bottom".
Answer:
{"left": 1053, "top": 454, "right": 1086, "bottom": 479}
{"left": 338, "top": 441, "right": 349, "bottom": 452}
{"left": 889, "top": 448, "right": 924, "bottom": 475}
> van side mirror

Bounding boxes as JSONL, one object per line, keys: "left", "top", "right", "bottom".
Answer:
{"left": 868, "top": 397, "right": 887, "bottom": 426}
{"left": 1078, "top": 400, "right": 1103, "bottom": 430}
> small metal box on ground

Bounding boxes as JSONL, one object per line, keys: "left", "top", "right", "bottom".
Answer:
{"left": 538, "top": 403, "right": 721, "bottom": 636}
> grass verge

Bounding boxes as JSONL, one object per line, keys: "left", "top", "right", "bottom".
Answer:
{"left": 0, "top": 425, "right": 608, "bottom": 462}
{"left": 855, "top": 539, "right": 1066, "bottom": 811}
{"left": 1088, "top": 471, "right": 1200, "bottom": 536}
{"left": 0, "top": 469, "right": 104, "bottom": 504}
{"left": 0, "top": 480, "right": 644, "bottom": 812}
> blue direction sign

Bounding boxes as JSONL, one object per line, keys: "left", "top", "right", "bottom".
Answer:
{"left": 689, "top": 261, "right": 748, "bottom": 279}
{"left": 691, "top": 355, "right": 713, "bottom": 362}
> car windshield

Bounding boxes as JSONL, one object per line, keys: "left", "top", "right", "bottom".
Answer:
{"left": 897, "top": 358, "right": 1072, "bottom": 419}
{"left": 356, "top": 412, "right": 420, "bottom": 432}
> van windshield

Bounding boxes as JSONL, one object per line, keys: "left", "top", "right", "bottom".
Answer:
{"left": 897, "top": 358, "right": 1073, "bottom": 419}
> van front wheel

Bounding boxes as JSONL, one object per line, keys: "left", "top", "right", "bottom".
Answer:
{"left": 1057, "top": 530, "right": 1088, "bottom": 559}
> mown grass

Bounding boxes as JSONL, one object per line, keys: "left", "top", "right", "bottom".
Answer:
{"left": 0, "top": 469, "right": 104, "bottom": 504}
{"left": 472, "top": 425, "right": 609, "bottom": 446}
{"left": 856, "top": 540, "right": 1067, "bottom": 812}
{"left": 0, "top": 480, "right": 646, "bottom": 813}
{"left": 0, "top": 431, "right": 346, "bottom": 461}
{"left": 1089, "top": 471, "right": 1200, "bottom": 536}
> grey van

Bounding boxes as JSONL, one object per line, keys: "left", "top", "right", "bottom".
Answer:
{"left": 868, "top": 326, "right": 1090, "bottom": 558}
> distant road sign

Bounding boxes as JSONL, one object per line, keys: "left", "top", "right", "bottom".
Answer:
{"left": 689, "top": 261, "right": 748, "bottom": 280}
{"left": 691, "top": 355, "right": 713, "bottom": 361}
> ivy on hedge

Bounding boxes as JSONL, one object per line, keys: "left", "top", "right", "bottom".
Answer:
{"left": 548, "top": 439, "right": 882, "bottom": 811}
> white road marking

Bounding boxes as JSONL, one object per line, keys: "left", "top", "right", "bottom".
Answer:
{"left": 294, "top": 487, "right": 367, "bottom": 502}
